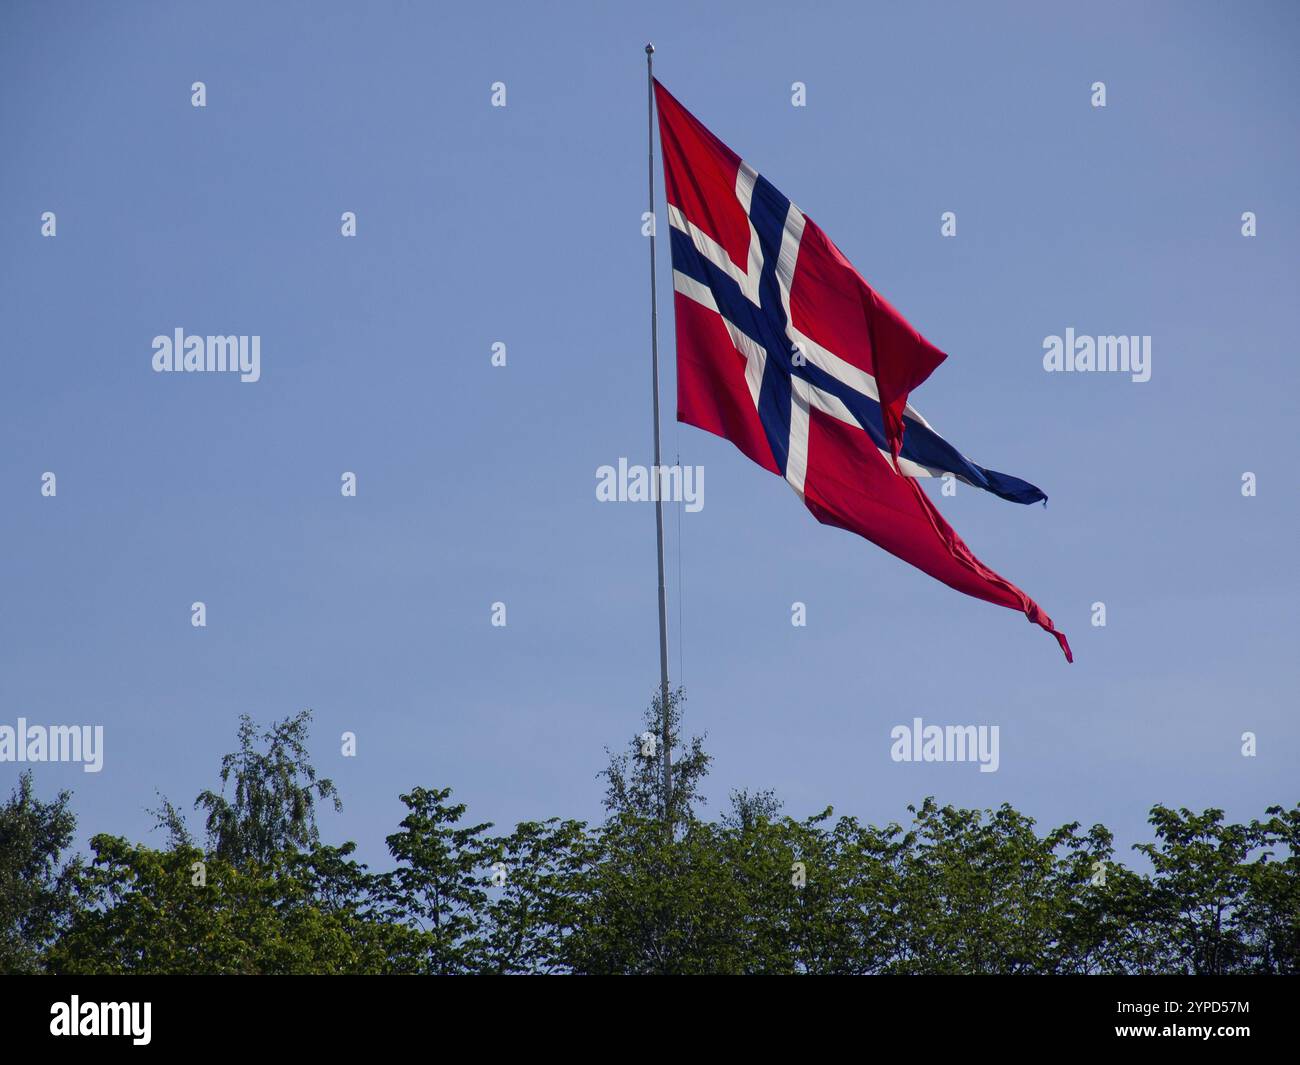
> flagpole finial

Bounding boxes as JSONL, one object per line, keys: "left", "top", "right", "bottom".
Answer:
{"left": 645, "top": 42, "right": 654, "bottom": 55}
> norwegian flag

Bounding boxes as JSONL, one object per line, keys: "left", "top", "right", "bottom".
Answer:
{"left": 655, "top": 81, "right": 1071, "bottom": 661}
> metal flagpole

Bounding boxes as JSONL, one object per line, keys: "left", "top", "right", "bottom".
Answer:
{"left": 645, "top": 42, "right": 672, "bottom": 823}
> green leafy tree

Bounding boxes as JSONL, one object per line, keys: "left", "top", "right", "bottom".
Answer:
{"left": 284, "top": 843, "right": 406, "bottom": 970}
{"left": 564, "top": 689, "right": 776, "bottom": 973}
{"left": 776, "top": 809, "right": 906, "bottom": 974}
{"left": 1239, "top": 805, "right": 1300, "bottom": 973}
{"left": 1136, "top": 805, "right": 1261, "bottom": 974}
{"left": 378, "top": 786, "right": 496, "bottom": 974}
{"left": 479, "top": 817, "right": 592, "bottom": 974}
{"left": 601, "top": 687, "right": 710, "bottom": 830}
{"left": 155, "top": 709, "right": 340, "bottom": 865}
{"left": 0, "top": 772, "right": 81, "bottom": 973}
{"left": 563, "top": 813, "right": 744, "bottom": 973}
{"left": 884, "top": 800, "right": 1116, "bottom": 974}
{"left": 23, "top": 693, "right": 1300, "bottom": 976}
{"left": 51, "top": 711, "right": 393, "bottom": 974}
{"left": 1040, "top": 821, "right": 1158, "bottom": 974}
{"left": 48, "top": 837, "right": 388, "bottom": 974}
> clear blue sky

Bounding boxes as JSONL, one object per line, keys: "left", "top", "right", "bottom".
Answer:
{"left": 1, "top": 1, "right": 1295, "bottom": 871}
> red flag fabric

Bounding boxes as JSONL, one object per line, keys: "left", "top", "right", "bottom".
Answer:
{"left": 655, "top": 80, "right": 1071, "bottom": 661}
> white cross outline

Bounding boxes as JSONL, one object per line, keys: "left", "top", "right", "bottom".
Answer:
{"left": 667, "top": 161, "right": 940, "bottom": 498}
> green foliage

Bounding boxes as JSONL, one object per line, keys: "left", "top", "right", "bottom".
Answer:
{"left": 5, "top": 696, "right": 1298, "bottom": 975}
{"left": 480, "top": 817, "right": 592, "bottom": 974}
{"left": 0, "top": 772, "right": 81, "bottom": 973}
{"left": 1134, "top": 804, "right": 1300, "bottom": 974}
{"left": 47, "top": 836, "right": 391, "bottom": 974}
{"left": 153, "top": 710, "right": 340, "bottom": 864}
{"left": 1240, "top": 805, "right": 1300, "bottom": 973}
{"left": 376, "top": 786, "right": 496, "bottom": 974}
{"left": 600, "top": 686, "right": 709, "bottom": 828}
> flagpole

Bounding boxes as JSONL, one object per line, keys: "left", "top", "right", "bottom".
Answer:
{"left": 645, "top": 42, "right": 672, "bottom": 823}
